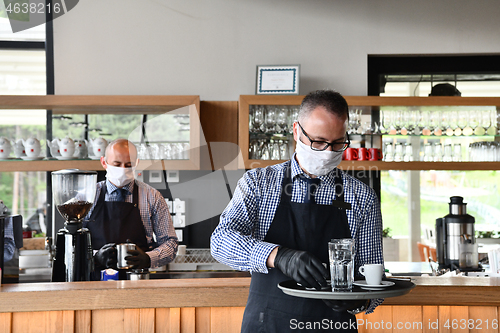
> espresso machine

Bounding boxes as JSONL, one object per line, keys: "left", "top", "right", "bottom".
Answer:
{"left": 51, "top": 169, "right": 97, "bottom": 282}
{"left": 436, "top": 196, "right": 479, "bottom": 271}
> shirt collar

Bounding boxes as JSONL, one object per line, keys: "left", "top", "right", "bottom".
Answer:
{"left": 290, "top": 153, "right": 338, "bottom": 187}
{"left": 105, "top": 179, "right": 134, "bottom": 194}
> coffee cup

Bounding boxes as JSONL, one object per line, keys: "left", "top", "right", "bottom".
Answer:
{"left": 357, "top": 148, "right": 369, "bottom": 161}
{"left": 343, "top": 148, "right": 359, "bottom": 161}
{"left": 359, "top": 264, "right": 384, "bottom": 285}
{"left": 368, "top": 148, "right": 383, "bottom": 161}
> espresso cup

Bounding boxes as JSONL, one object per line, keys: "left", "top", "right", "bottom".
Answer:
{"left": 359, "top": 264, "right": 384, "bottom": 285}
{"left": 357, "top": 148, "right": 369, "bottom": 161}
{"left": 368, "top": 148, "right": 383, "bottom": 161}
{"left": 343, "top": 148, "right": 359, "bottom": 161}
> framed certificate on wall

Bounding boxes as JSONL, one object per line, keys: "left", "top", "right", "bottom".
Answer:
{"left": 256, "top": 65, "right": 300, "bottom": 95}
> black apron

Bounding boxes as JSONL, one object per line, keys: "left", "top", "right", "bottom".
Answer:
{"left": 85, "top": 181, "right": 149, "bottom": 279}
{"left": 241, "top": 163, "right": 356, "bottom": 333}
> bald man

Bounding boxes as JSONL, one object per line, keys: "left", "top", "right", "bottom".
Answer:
{"left": 85, "top": 139, "right": 178, "bottom": 279}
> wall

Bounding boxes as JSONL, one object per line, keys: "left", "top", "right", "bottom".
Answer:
{"left": 53, "top": 0, "right": 500, "bottom": 99}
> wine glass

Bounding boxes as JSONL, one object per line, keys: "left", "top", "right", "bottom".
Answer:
{"left": 456, "top": 110, "right": 468, "bottom": 136}
{"left": 429, "top": 111, "right": 441, "bottom": 136}
{"left": 420, "top": 111, "right": 431, "bottom": 136}
{"left": 264, "top": 106, "right": 278, "bottom": 134}
{"left": 276, "top": 106, "right": 289, "bottom": 133}
{"left": 461, "top": 111, "right": 473, "bottom": 136}
{"left": 252, "top": 106, "right": 264, "bottom": 133}
{"left": 487, "top": 110, "right": 497, "bottom": 136}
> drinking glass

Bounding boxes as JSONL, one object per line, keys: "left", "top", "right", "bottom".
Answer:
{"left": 456, "top": 111, "right": 469, "bottom": 136}
{"left": 276, "top": 106, "right": 289, "bottom": 133}
{"left": 487, "top": 110, "right": 497, "bottom": 136}
{"left": 453, "top": 143, "right": 462, "bottom": 162}
{"left": 430, "top": 111, "right": 442, "bottom": 136}
{"left": 447, "top": 111, "right": 458, "bottom": 136}
{"left": 443, "top": 144, "right": 453, "bottom": 162}
{"left": 394, "top": 142, "right": 403, "bottom": 162}
{"left": 433, "top": 143, "right": 443, "bottom": 162}
{"left": 329, "top": 239, "right": 355, "bottom": 292}
{"left": 462, "top": 111, "right": 474, "bottom": 136}
{"left": 403, "top": 143, "right": 413, "bottom": 162}
{"left": 264, "top": 106, "right": 278, "bottom": 133}
{"left": 253, "top": 106, "right": 265, "bottom": 133}
{"left": 279, "top": 140, "right": 290, "bottom": 160}
{"left": 470, "top": 110, "right": 484, "bottom": 136}
{"left": 269, "top": 139, "right": 281, "bottom": 160}
{"left": 420, "top": 111, "right": 431, "bottom": 136}
{"left": 260, "top": 140, "right": 270, "bottom": 160}
{"left": 383, "top": 142, "right": 394, "bottom": 162}
{"left": 423, "top": 143, "right": 433, "bottom": 162}
{"left": 249, "top": 140, "right": 260, "bottom": 159}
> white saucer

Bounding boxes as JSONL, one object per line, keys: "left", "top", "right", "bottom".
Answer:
{"left": 0, "top": 157, "right": 15, "bottom": 160}
{"left": 20, "top": 156, "right": 44, "bottom": 161}
{"left": 89, "top": 156, "right": 102, "bottom": 160}
{"left": 353, "top": 280, "right": 395, "bottom": 290}
{"left": 55, "top": 156, "right": 75, "bottom": 160}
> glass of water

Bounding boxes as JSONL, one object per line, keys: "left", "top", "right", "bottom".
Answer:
{"left": 328, "top": 238, "right": 355, "bottom": 292}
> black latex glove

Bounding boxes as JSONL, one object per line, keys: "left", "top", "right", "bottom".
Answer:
{"left": 274, "top": 246, "right": 328, "bottom": 290}
{"left": 323, "top": 299, "right": 367, "bottom": 313}
{"left": 125, "top": 246, "right": 151, "bottom": 269}
{"left": 95, "top": 243, "right": 117, "bottom": 269}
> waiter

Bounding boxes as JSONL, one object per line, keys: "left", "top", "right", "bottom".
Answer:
{"left": 84, "top": 139, "right": 178, "bottom": 278}
{"left": 211, "top": 90, "right": 384, "bottom": 332}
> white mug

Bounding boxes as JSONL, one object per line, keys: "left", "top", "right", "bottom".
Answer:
{"left": 359, "top": 264, "right": 384, "bottom": 285}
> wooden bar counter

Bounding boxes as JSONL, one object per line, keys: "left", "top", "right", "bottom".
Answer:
{"left": 1, "top": 276, "right": 500, "bottom": 332}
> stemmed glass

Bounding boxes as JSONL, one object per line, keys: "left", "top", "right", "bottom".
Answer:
{"left": 461, "top": 111, "right": 473, "bottom": 136}
{"left": 252, "top": 106, "right": 265, "bottom": 133}
{"left": 276, "top": 106, "right": 289, "bottom": 134}
{"left": 469, "top": 110, "right": 482, "bottom": 136}
{"left": 446, "top": 111, "right": 458, "bottom": 136}
{"left": 264, "top": 106, "right": 277, "bottom": 133}
{"left": 456, "top": 111, "right": 468, "bottom": 136}
{"left": 420, "top": 111, "right": 431, "bottom": 136}
{"left": 478, "top": 110, "right": 490, "bottom": 136}
{"left": 487, "top": 110, "right": 497, "bottom": 136}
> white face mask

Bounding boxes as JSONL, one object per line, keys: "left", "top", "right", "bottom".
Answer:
{"left": 295, "top": 135, "right": 343, "bottom": 176}
{"left": 105, "top": 163, "right": 135, "bottom": 187}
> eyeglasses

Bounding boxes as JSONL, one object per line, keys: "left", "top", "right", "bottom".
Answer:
{"left": 298, "top": 122, "right": 350, "bottom": 152}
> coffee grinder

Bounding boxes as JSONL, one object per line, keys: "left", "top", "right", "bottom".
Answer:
{"left": 51, "top": 169, "right": 97, "bottom": 282}
{"left": 436, "top": 196, "right": 479, "bottom": 271}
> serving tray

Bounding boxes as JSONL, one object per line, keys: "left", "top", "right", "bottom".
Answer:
{"left": 278, "top": 279, "right": 416, "bottom": 300}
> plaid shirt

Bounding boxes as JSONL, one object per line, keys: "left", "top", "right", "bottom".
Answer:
{"left": 87, "top": 179, "right": 178, "bottom": 268}
{"left": 211, "top": 155, "right": 384, "bottom": 313}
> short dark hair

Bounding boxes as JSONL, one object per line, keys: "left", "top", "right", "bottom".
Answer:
{"left": 298, "top": 90, "right": 349, "bottom": 123}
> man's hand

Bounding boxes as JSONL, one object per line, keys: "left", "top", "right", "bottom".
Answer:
{"left": 95, "top": 243, "right": 117, "bottom": 269}
{"left": 273, "top": 247, "right": 328, "bottom": 290}
{"left": 125, "top": 247, "right": 151, "bottom": 269}
{"left": 323, "top": 299, "right": 367, "bottom": 313}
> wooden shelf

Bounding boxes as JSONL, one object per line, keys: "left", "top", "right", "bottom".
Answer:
{"left": 0, "top": 159, "right": 201, "bottom": 172}
{"left": 0, "top": 95, "right": 202, "bottom": 171}
{"left": 239, "top": 95, "right": 500, "bottom": 170}
{"left": 0, "top": 95, "right": 200, "bottom": 114}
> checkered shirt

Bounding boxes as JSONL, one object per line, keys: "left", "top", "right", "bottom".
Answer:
{"left": 86, "top": 179, "right": 178, "bottom": 268}
{"left": 210, "top": 154, "right": 384, "bottom": 313}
